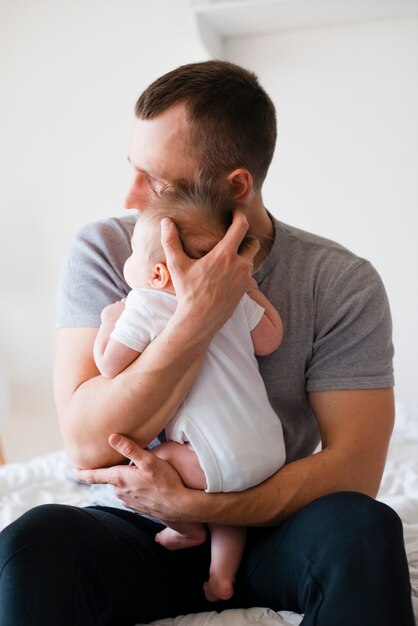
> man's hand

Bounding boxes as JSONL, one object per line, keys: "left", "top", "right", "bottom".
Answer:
{"left": 161, "top": 209, "right": 260, "bottom": 336}
{"left": 75, "top": 434, "right": 189, "bottom": 521}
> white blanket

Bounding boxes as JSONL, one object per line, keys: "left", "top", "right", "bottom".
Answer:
{"left": 1, "top": 403, "right": 417, "bottom": 625}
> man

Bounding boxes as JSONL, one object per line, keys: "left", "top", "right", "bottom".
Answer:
{"left": 0, "top": 60, "right": 414, "bottom": 625}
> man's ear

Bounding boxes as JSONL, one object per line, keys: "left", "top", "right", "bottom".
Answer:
{"left": 225, "top": 168, "right": 253, "bottom": 201}
{"left": 151, "top": 263, "right": 171, "bottom": 290}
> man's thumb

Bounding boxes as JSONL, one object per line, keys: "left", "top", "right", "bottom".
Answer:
{"left": 160, "top": 218, "right": 184, "bottom": 264}
{"left": 108, "top": 433, "right": 142, "bottom": 463}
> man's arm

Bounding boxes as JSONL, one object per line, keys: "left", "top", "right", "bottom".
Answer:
{"left": 75, "top": 387, "right": 395, "bottom": 524}
{"left": 55, "top": 320, "right": 211, "bottom": 469}
{"left": 55, "top": 212, "right": 259, "bottom": 470}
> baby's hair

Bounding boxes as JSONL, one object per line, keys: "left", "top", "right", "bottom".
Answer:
{"left": 141, "top": 176, "right": 252, "bottom": 260}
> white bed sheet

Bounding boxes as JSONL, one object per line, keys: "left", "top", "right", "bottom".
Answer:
{"left": 1, "top": 404, "right": 417, "bottom": 625}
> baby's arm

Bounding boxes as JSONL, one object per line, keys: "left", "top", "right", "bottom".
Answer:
{"left": 94, "top": 300, "right": 140, "bottom": 379}
{"left": 247, "top": 278, "right": 283, "bottom": 356}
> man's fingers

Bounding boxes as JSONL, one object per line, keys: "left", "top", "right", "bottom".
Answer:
{"left": 239, "top": 234, "right": 260, "bottom": 263}
{"left": 218, "top": 210, "right": 250, "bottom": 252}
{"left": 73, "top": 434, "right": 146, "bottom": 484}
{"left": 213, "top": 211, "right": 260, "bottom": 267}
{"left": 160, "top": 218, "right": 186, "bottom": 269}
{"left": 74, "top": 466, "right": 119, "bottom": 485}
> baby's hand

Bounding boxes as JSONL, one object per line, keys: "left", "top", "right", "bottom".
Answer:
{"left": 246, "top": 276, "right": 259, "bottom": 294}
{"left": 100, "top": 299, "right": 126, "bottom": 323}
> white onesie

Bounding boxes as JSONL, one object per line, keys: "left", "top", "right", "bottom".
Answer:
{"left": 111, "top": 288, "right": 286, "bottom": 493}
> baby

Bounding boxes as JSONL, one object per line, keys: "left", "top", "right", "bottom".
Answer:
{"left": 94, "top": 180, "right": 286, "bottom": 602}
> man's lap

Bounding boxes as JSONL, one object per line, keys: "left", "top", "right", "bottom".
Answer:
{"left": 0, "top": 493, "right": 414, "bottom": 625}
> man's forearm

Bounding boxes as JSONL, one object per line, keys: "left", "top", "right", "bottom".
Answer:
{"left": 58, "top": 312, "right": 211, "bottom": 469}
{"left": 74, "top": 390, "right": 393, "bottom": 526}
{"left": 166, "top": 390, "right": 394, "bottom": 526}
{"left": 169, "top": 444, "right": 387, "bottom": 527}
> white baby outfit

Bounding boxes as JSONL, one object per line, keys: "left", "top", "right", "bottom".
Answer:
{"left": 111, "top": 288, "right": 285, "bottom": 493}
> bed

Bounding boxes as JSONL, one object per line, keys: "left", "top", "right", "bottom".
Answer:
{"left": 1, "top": 402, "right": 417, "bottom": 625}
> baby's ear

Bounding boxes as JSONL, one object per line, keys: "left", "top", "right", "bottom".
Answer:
{"left": 151, "top": 263, "right": 171, "bottom": 290}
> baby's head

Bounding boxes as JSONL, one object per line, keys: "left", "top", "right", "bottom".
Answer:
{"left": 123, "top": 179, "right": 243, "bottom": 292}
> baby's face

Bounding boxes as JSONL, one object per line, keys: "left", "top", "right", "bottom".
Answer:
{"left": 123, "top": 218, "right": 156, "bottom": 289}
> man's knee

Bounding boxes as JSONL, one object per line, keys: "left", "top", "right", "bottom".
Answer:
{"left": 246, "top": 491, "right": 403, "bottom": 562}
{"left": 308, "top": 491, "right": 403, "bottom": 547}
{"left": 1, "top": 505, "right": 60, "bottom": 562}
{"left": 0, "top": 504, "right": 100, "bottom": 570}
{"left": 296, "top": 490, "right": 410, "bottom": 588}
{"left": 0, "top": 505, "right": 116, "bottom": 625}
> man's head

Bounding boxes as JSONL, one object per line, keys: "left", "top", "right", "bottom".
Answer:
{"left": 125, "top": 61, "right": 277, "bottom": 211}
{"left": 123, "top": 178, "right": 246, "bottom": 292}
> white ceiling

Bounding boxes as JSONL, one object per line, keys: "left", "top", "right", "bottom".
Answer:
{"left": 193, "top": 0, "right": 418, "bottom": 39}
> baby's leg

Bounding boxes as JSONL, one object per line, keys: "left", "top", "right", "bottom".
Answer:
{"left": 151, "top": 441, "right": 207, "bottom": 550}
{"left": 204, "top": 525, "right": 247, "bottom": 602}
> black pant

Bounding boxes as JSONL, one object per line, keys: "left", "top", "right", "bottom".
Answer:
{"left": 0, "top": 492, "right": 414, "bottom": 625}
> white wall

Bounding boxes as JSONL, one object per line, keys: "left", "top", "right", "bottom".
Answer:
{"left": 1, "top": 3, "right": 417, "bottom": 461}
{"left": 0, "top": 0, "right": 209, "bottom": 461}
{"left": 225, "top": 17, "right": 418, "bottom": 409}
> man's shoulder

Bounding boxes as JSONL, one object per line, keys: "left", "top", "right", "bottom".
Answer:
{"left": 273, "top": 218, "right": 359, "bottom": 260}
{"left": 261, "top": 216, "right": 382, "bottom": 303}
{"left": 56, "top": 215, "right": 137, "bottom": 329}
{"left": 271, "top": 217, "right": 369, "bottom": 277}
{"left": 75, "top": 214, "right": 136, "bottom": 248}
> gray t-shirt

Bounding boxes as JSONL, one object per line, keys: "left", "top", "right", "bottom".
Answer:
{"left": 56, "top": 213, "right": 394, "bottom": 465}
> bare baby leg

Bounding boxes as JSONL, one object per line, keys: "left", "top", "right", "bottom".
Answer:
{"left": 150, "top": 441, "right": 247, "bottom": 601}
{"left": 151, "top": 441, "right": 207, "bottom": 550}
{"left": 204, "top": 524, "right": 247, "bottom": 602}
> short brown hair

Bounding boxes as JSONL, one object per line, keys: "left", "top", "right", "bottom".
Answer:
{"left": 135, "top": 61, "right": 277, "bottom": 190}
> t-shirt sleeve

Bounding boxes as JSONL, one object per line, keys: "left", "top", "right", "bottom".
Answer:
{"left": 306, "top": 259, "right": 394, "bottom": 391}
{"left": 110, "top": 290, "right": 153, "bottom": 353}
{"left": 56, "top": 219, "right": 132, "bottom": 329}
{"left": 241, "top": 293, "right": 265, "bottom": 331}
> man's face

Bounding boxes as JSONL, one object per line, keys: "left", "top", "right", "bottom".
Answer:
{"left": 124, "top": 103, "right": 197, "bottom": 212}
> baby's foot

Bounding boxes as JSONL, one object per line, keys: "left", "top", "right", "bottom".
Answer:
{"left": 155, "top": 525, "right": 207, "bottom": 551}
{"left": 203, "top": 577, "right": 234, "bottom": 602}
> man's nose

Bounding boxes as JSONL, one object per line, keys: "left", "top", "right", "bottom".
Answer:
{"left": 124, "top": 188, "right": 136, "bottom": 210}
{"left": 124, "top": 178, "right": 143, "bottom": 210}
